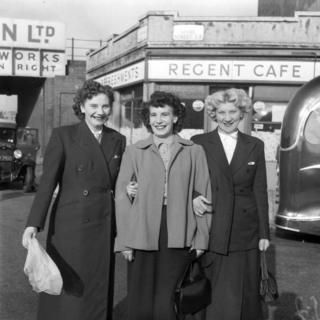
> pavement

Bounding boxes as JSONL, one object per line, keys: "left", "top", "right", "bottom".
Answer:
{"left": 0, "top": 186, "right": 320, "bottom": 320}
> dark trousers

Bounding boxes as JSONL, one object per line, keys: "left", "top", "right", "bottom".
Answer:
{"left": 127, "top": 206, "right": 195, "bottom": 320}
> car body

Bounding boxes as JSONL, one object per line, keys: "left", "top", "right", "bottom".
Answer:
{"left": 276, "top": 76, "right": 320, "bottom": 236}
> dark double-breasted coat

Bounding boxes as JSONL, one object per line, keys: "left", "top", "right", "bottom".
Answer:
{"left": 26, "top": 121, "right": 126, "bottom": 320}
{"left": 191, "top": 129, "right": 270, "bottom": 320}
{"left": 192, "top": 129, "right": 269, "bottom": 254}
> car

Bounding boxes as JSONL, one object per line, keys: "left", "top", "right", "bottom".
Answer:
{"left": 0, "top": 124, "right": 39, "bottom": 192}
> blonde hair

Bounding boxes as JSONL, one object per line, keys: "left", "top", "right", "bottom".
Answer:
{"left": 205, "top": 88, "right": 252, "bottom": 120}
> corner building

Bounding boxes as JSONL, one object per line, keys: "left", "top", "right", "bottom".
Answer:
{"left": 87, "top": 10, "right": 320, "bottom": 220}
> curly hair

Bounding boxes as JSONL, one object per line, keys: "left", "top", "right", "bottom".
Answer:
{"left": 140, "top": 91, "right": 186, "bottom": 134}
{"left": 72, "top": 80, "right": 114, "bottom": 120}
{"left": 205, "top": 88, "right": 252, "bottom": 121}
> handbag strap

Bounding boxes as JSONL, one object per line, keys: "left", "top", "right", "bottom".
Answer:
{"left": 260, "top": 251, "right": 269, "bottom": 281}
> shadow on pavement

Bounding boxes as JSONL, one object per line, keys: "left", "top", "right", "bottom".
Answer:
{"left": 0, "top": 190, "right": 34, "bottom": 201}
{"left": 264, "top": 292, "right": 300, "bottom": 320}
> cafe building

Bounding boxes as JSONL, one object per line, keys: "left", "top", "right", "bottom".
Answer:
{"left": 87, "top": 10, "right": 320, "bottom": 216}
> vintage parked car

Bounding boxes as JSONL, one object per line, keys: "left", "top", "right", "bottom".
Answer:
{"left": 0, "top": 123, "right": 39, "bottom": 192}
{"left": 276, "top": 75, "right": 320, "bottom": 236}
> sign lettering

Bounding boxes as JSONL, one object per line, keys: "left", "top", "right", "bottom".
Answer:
{"left": 0, "top": 18, "right": 66, "bottom": 77}
{"left": 173, "top": 25, "right": 204, "bottom": 41}
{"left": 95, "top": 61, "right": 145, "bottom": 88}
{"left": 148, "top": 60, "right": 318, "bottom": 82}
{"left": 0, "top": 48, "right": 65, "bottom": 77}
{"left": 0, "top": 18, "right": 65, "bottom": 50}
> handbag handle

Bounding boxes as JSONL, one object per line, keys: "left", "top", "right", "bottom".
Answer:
{"left": 176, "top": 259, "right": 198, "bottom": 290}
{"left": 260, "top": 251, "right": 269, "bottom": 281}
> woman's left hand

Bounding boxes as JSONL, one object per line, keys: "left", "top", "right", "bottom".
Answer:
{"left": 190, "top": 248, "right": 204, "bottom": 258}
{"left": 122, "top": 249, "right": 134, "bottom": 262}
{"left": 126, "top": 181, "right": 138, "bottom": 199}
{"left": 259, "top": 239, "right": 270, "bottom": 251}
{"left": 195, "top": 249, "right": 204, "bottom": 258}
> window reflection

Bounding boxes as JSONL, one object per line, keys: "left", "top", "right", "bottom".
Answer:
{"left": 120, "top": 98, "right": 147, "bottom": 144}
{"left": 0, "top": 128, "right": 15, "bottom": 143}
{"left": 304, "top": 108, "right": 320, "bottom": 144}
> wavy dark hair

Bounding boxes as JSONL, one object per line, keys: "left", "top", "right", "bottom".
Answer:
{"left": 72, "top": 80, "right": 114, "bottom": 120}
{"left": 141, "top": 91, "right": 186, "bottom": 133}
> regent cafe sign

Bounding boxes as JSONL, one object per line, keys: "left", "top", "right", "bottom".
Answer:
{"left": 148, "top": 59, "right": 320, "bottom": 83}
{"left": 0, "top": 17, "right": 66, "bottom": 77}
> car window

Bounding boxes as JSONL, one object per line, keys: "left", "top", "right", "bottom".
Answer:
{"left": 304, "top": 108, "right": 320, "bottom": 145}
{"left": 0, "top": 128, "right": 15, "bottom": 143}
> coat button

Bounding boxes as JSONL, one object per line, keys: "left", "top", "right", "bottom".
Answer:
{"left": 77, "top": 165, "right": 84, "bottom": 172}
{"left": 215, "top": 187, "right": 219, "bottom": 191}
{"left": 243, "top": 209, "right": 247, "bottom": 213}
{"left": 83, "top": 190, "right": 89, "bottom": 196}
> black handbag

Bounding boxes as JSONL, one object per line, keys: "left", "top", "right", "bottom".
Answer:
{"left": 259, "top": 250, "right": 279, "bottom": 302}
{"left": 174, "top": 259, "right": 211, "bottom": 316}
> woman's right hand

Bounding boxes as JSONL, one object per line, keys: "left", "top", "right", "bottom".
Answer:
{"left": 22, "top": 226, "right": 38, "bottom": 249}
{"left": 126, "top": 181, "right": 138, "bottom": 199}
{"left": 121, "top": 249, "right": 134, "bottom": 262}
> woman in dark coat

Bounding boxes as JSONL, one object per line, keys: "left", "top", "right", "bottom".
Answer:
{"left": 22, "top": 80, "right": 126, "bottom": 320}
{"left": 192, "top": 88, "right": 270, "bottom": 320}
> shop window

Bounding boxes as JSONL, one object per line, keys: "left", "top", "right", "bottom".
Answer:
{"left": 118, "top": 84, "right": 145, "bottom": 144}
{"left": 174, "top": 99, "right": 205, "bottom": 140}
{"left": 251, "top": 101, "right": 287, "bottom": 132}
{"left": 181, "top": 99, "right": 204, "bottom": 129}
{"left": 120, "top": 98, "right": 146, "bottom": 144}
{"left": 304, "top": 108, "right": 320, "bottom": 145}
{"left": 251, "top": 101, "right": 287, "bottom": 162}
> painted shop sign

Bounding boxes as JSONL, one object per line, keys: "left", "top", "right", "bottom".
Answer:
{"left": 148, "top": 60, "right": 320, "bottom": 82}
{"left": 0, "top": 17, "right": 66, "bottom": 50}
{"left": 0, "top": 18, "right": 66, "bottom": 77}
{"left": 0, "top": 48, "right": 66, "bottom": 77}
{"left": 173, "top": 25, "right": 204, "bottom": 41}
{"left": 95, "top": 61, "right": 145, "bottom": 88}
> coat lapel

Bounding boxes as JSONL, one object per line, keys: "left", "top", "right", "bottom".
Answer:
{"left": 167, "top": 135, "right": 193, "bottom": 172}
{"left": 207, "top": 129, "right": 232, "bottom": 180}
{"left": 100, "top": 126, "right": 117, "bottom": 163}
{"left": 229, "top": 131, "right": 255, "bottom": 175}
{"left": 73, "top": 121, "right": 110, "bottom": 180}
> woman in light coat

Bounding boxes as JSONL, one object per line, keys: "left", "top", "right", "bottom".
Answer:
{"left": 115, "top": 91, "right": 212, "bottom": 320}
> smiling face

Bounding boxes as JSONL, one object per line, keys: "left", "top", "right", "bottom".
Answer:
{"left": 149, "top": 105, "right": 178, "bottom": 138}
{"left": 216, "top": 102, "right": 243, "bottom": 134}
{"left": 80, "top": 93, "right": 111, "bottom": 131}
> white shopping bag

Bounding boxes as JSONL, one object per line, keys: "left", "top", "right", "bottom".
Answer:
{"left": 23, "top": 237, "right": 63, "bottom": 295}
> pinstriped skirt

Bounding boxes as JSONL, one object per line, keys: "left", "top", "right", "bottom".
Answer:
{"left": 199, "top": 249, "right": 262, "bottom": 320}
